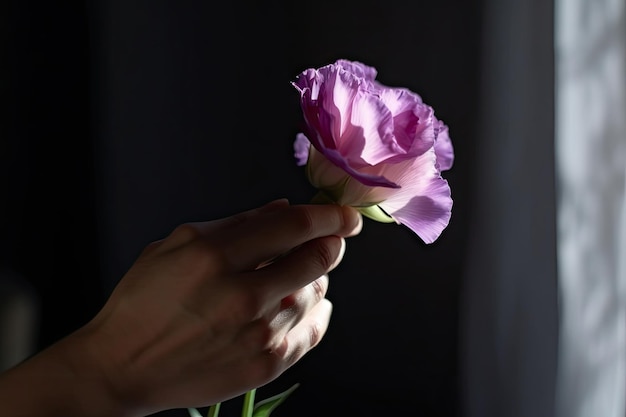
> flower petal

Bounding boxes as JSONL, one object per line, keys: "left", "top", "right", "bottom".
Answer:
{"left": 382, "top": 183, "right": 452, "bottom": 244}
{"left": 314, "top": 66, "right": 398, "bottom": 169}
{"left": 376, "top": 151, "right": 453, "bottom": 243}
{"left": 293, "top": 64, "right": 400, "bottom": 188}
{"left": 341, "top": 89, "right": 396, "bottom": 166}
{"left": 294, "top": 133, "right": 311, "bottom": 166}
{"left": 379, "top": 88, "right": 436, "bottom": 160}
{"left": 315, "top": 146, "right": 400, "bottom": 188}
{"left": 434, "top": 121, "right": 454, "bottom": 171}
{"left": 335, "top": 59, "right": 378, "bottom": 81}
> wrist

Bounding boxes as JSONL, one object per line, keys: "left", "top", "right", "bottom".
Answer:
{"left": 0, "top": 327, "right": 133, "bottom": 417}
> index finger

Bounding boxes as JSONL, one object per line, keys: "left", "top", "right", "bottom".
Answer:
{"left": 219, "top": 203, "right": 362, "bottom": 271}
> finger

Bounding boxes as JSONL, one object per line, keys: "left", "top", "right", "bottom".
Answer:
{"left": 152, "top": 198, "right": 290, "bottom": 254}
{"left": 259, "top": 299, "right": 334, "bottom": 383}
{"left": 201, "top": 299, "right": 333, "bottom": 401}
{"left": 274, "top": 297, "right": 333, "bottom": 358}
{"left": 248, "top": 236, "right": 345, "bottom": 305}
{"left": 280, "top": 274, "right": 329, "bottom": 311}
{"left": 214, "top": 275, "right": 329, "bottom": 366}
{"left": 205, "top": 198, "right": 291, "bottom": 232}
{"left": 270, "top": 274, "right": 329, "bottom": 334}
{"left": 223, "top": 204, "right": 361, "bottom": 271}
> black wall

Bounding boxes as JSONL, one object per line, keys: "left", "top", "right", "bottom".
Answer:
{"left": 2, "top": 1, "right": 483, "bottom": 416}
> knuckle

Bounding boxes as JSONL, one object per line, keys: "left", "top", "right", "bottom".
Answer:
{"left": 169, "top": 223, "right": 203, "bottom": 244}
{"left": 291, "top": 206, "right": 315, "bottom": 239}
{"left": 178, "top": 238, "right": 223, "bottom": 274}
{"left": 280, "top": 293, "right": 298, "bottom": 310}
{"left": 227, "top": 211, "right": 252, "bottom": 228}
{"left": 308, "top": 321, "right": 323, "bottom": 347}
{"left": 229, "top": 290, "right": 265, "bottom": 324}
{"left": 310, "top": 276, "right": 328, "bottom": 302}
{"left": 312, "top": 237, "right": 339, "bottom": 271}
{"left": 243, "top": 318, "right": 275, "bottom": 350}
{"left": 140, "top": 240, "right": 162, "bottom": 255}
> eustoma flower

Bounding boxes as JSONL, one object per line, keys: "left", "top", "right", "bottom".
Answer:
{"left": 292, "top": 59, "right": 454, "bottom": 244}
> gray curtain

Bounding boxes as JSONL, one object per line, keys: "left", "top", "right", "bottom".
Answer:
{"left": 460, "top": 1, "right": 559, "bottom": 416}
{"left": 555, "top": 0, "right": 626, "bottom": 416}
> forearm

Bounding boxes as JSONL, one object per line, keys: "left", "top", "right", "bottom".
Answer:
{"left": 0, "top": 331, "right": 130, "bottom": 417}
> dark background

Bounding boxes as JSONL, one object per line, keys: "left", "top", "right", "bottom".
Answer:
{"left": 2, "top": 1, "right": 483, "bottom": 416}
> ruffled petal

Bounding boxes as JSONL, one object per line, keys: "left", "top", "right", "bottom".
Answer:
{"left": 293, "top": 133, "right": 311, "bottom": 166}
{"left": 335, "top": 59, "right": 378, "bottom": 81}
{"left": 340, "top": 89, "right": 396, "bottom": 166}
{"left": 376, "top": 151, "right": 453, "bottom": 243}
{"left": 294, "top": 64, "right": 401, "bottom": 186}
{"left": 292, "top": 70, "right": 338, "bottom": 151}
{"left": 434, "top": 121, "right": 454, "bottom": 171}
{"left": 317, "top": 147, "right": 400, "bottom": 188}
{"left": 382, "top": 181, "right": 452, "bottom": 244}
{"left": 379, "top": 88, "right": 435, "bottom": 160}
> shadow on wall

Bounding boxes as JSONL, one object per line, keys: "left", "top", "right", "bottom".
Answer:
{"left": 0, "top": 270, "right": 39, "bottom": 372}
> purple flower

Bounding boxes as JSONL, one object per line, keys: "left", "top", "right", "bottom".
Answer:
{"left": 292, "top": 59, "right": 454, "bottom": 244}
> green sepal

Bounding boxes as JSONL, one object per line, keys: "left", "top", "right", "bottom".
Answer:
{"left": 357, "top": 205, "right": 396, "bottom": 223}
{"left": 252, "top": 383, "right": 300, "bottom": 417}
{"left": 310, "top": 190, "right": 337, "bottom": 205}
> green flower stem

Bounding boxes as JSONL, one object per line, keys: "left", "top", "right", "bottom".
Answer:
{"left": 241, "top": 389, "right": 256, "bottom": 417}
{"left": 187, "top": 408, "right": 203, "bottom": 417}
{"left": 207, "top": 402, "right": 221, "bottom": 417}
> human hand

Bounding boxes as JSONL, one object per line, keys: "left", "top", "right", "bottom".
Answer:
{"left": 24, "top": 199, "right": 361, "bottom": 416}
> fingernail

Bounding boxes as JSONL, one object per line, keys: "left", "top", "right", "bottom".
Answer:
{"left": 338, "top": 237, "right": 346, "bottom": 260}
{"left": 328, "top": 237, "right": 347, "bottom": 271}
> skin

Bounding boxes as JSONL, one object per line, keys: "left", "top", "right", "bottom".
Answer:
{"left": 0, "top": 199, "right": 363, "bottom": 417}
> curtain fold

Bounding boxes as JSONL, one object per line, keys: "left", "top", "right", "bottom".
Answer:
{"left": 460, "top": 0, "right": 558, "bottom": 416}
{"left": 462, "top": 0, "right": 626, "bottom": 416}
{"left": 554, "top": 0, "right": 626, "bottom": 416}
